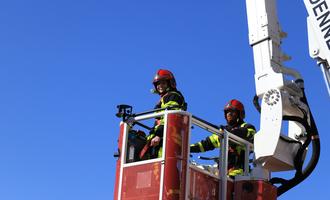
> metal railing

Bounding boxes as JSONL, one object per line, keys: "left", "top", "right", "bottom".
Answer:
{"left": 191, "top": 116, "right": 253, "bottom": 200}
{"left": 119, "top": 109, "right": 254, "bottom": 200}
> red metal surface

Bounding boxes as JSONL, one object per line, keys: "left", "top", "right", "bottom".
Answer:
{"left": 162, "top": 114, "right": 190, "bottom": 200}
{"left": 114, "top": 123, "right": 124, "bottom": 200}
{"left": 114, "top": 113, "right": 191, "bottom": 200}
{"left": 121, "top": 162, "right": 162, "bottom": 200}
{"left": 233, "top": 180, "right": 277, "bottom": 200}
{"left": 189, "top": 166, "right": 234, "bottom": 200}
{"left": 114, "top": 113, "right": 277, "bottom": 200}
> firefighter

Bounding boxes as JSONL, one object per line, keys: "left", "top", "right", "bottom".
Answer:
{"left": 147, "top": 69, "right": 187, "bottom": 158}
{"left": 190, "top": 99, "right": 256, "bottom": 176}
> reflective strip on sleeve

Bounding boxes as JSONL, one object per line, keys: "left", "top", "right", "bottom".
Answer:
{"left": 228, "top": 168, "right": 243, "bottom": 176}
{"left": 240, "top": 123, "right": 256, "bottom": 138}
{"left": 209, "top": 134, "right": 220, "bottom": 148}
{"left": 158, "top": 147, "right": 163, "bottom": 158}
{"left": 198, "top": 142, "right": 205, "bottom": 152}
{"left": 240, "top": 123, "right": 247, "bottom": 127}
{"left": 147, "top": 133, "right": 155, "bottom": 141}
{"left": 247, "top": 128, "right": 256, "bottom": 138}
{"left": 162, "top": 100, "right": 180, "bottom": 109}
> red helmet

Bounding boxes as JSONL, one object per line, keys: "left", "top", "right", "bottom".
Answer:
{"left": 224, "top": 99, "right": 245, "bottom": 119}
{"left": 152, "top": 69, "right": 176, "bottom": 89}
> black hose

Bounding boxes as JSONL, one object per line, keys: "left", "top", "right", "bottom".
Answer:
{"left": 269, "top": 177, "right": 288, "bottom": 185}
{"left": 253, "top": 95, "right": 261, "bottom": 113}
{"left": 271, "top": 84, "right": 321, "bottom": 197}
{"left": 276, "top": 111, "right": 320, "bottom": 196}
{"left": 253, "top": 81, "right": 320, "bottom": 196}
{"left": 276, "top": 136, "right": 320, "bottom": 196}
{"left": 282, "top": 115, "right": 311, "bottom": 175}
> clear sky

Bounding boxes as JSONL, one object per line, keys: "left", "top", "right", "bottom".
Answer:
{"left": 1, "top": 1, "right": 329, "bottom": 200}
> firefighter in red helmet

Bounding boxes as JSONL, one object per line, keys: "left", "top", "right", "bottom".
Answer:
{"left": 147, "top": 69, "right": 187, "bottom": 158}
{"left": 190, "top": 99, "right": 256, "bottom": 176}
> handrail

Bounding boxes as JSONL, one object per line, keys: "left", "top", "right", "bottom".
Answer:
{"left": 220, "top": 130, "right": 229, "bottom": 200}
{"left": 191, "top": 116, "right": 253, "bottom": 149}
{"left": 132, "top": 110, "right": 190, "bottom": 122}
{"left": 121, "top": 110, "right": 254, "bottom": 200}
{"left": 190, "top": 115, "right": 253, "bottom": 200}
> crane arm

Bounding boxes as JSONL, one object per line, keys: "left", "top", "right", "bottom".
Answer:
{"left": 245, "top": 0, "right": 320, "bottom": 196}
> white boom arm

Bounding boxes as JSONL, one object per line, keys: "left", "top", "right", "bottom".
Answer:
{"left": 245, "top": 0, "right": 312, "bottom": 178}
{"left": 304, "top": 0, "right": 330, "bottom": 96}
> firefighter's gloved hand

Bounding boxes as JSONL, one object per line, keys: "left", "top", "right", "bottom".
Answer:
{"left": 219, "top": 125, "right": 226, "bottom": 131}
{"left": 150, "top": 136, "right": 161, "bottom": 147}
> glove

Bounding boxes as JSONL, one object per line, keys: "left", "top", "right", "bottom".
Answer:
{"left": 219, "top": 125, "right": 226, "bottom": 130}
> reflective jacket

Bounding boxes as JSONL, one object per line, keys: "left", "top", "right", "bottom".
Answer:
{"left": 190, "top": 120, "right": 256, "bottom": 176}
{"left": 147, "top": 89, "right": 186, "bottom": 158}
{"left": 153, "top": 90, "right": 186, "bottom": 132}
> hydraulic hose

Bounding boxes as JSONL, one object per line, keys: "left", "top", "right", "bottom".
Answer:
{"left": 253, "top": 84, "right": 320, "bottom": 196}
{"left": 273, "top": 88, "right": 321, "bottom": 196}
{"left": 270, "top": 85, "right": 321, "bottom": 197}
{"left": 282, "top": 114, "right": 310, "bottom": 175}
{"left": 253, "top": 95, "right": 261, "bottom": 113}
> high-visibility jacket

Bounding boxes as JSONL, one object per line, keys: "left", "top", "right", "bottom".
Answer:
{"left": 154, "top": 90, "right": 186, "bottom": 130}
{"left": 190, "top": 120, "right": 256, "bottom": 176}
{"left": 147, "top": 89, "right": 186, "bottom": 158}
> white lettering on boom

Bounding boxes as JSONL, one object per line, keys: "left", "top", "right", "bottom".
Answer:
{"left": 310, "top": 0, "right": 330, "bottom": 49}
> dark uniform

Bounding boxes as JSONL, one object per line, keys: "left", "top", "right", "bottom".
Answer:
{"left": 190, "top": 99, "right": 255, "bottom": 176}
{"left": 147, "top": 69, "right": 187, "bottom": 158}
{"left": 190, "top": 119, "right": 256, "bottom": 176}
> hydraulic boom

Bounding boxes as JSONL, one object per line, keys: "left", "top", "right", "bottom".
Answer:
{"left": 245, "top": 0, "right": 320, "bottom": 196}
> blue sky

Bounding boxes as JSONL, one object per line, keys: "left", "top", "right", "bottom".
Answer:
{"left": 0, "top": 1, "right": 329, "bottom": 199}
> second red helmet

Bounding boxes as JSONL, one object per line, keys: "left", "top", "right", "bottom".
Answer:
{"left": 153, "top": 69, "right": 177, "bottom": 89}
{"left": 224, "top": 99, "right": 245, "bottom": 119}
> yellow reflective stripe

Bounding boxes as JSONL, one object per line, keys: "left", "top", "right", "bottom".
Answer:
{"left": 235, "top": 145, "right": 244, "bottom": 155}
{"left": 161, "top": 100, "right": 180, "bottom": 109}
{"left": 247, "top": 128, "right": 255, "bottom": 138}
{"left": 198, "top": 142, "right": 205, "bottom": 152}
{"left": 240, "top": 122, "right": 255, "bottom": 138}
{"left": 160, "top": 91, "right": 185, "bottom": 110}
{"left": 228, "top": 168, "right": 243, "bottom": 176}
{"left": 209, "top": 134, "right": 220, "bottom": 148}
{"left": 147, "top": 133, "right": 155, "bottom": 141}
{"left": 160, "top": 120, "right": 165, "bottom": 125}
{"left": 158, "top": 147, "right": 163, "bottom": 158}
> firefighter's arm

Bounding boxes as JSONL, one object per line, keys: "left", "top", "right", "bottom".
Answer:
{"left": 190, "top": 134, "right": 220, "bottom": 153}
